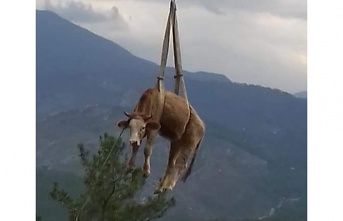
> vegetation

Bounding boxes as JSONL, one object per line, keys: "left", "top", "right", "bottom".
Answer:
{"left": 46, "top": 133, "right": 175, "bottom": 221}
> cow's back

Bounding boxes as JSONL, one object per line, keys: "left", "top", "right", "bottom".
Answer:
{"left": 159, "top": 91, "right": 190, "bottom": 140}
{"left": 133, "top": 88, "right": 164, "bottom": 121}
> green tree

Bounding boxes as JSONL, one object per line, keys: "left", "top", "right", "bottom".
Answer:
{"left": 50, "top": 133, "right": 175, "bottom": 221}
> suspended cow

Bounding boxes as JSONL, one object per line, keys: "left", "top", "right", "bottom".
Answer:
{"left": 116, "top": 0, "right": 204, "bottom": 193}
{"left": 116, "top": 87, "right": 205, "bottom": 193}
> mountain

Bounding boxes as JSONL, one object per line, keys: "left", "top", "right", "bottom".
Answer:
{"left": 36, "top": 10, "right": 307, "bottom": 221}
{"left": 294, "top": 91, "right": 307, "bottom": 99}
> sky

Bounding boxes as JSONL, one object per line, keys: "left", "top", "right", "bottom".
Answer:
{"left": 36, "top": 0, "right": 307, "bottom": 93}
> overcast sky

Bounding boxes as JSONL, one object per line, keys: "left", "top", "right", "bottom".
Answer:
{"left": 36, "top": 0, "right": 307, "bottom": 93}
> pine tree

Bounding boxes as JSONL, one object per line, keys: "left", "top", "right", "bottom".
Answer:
{"left": 50, "top": 133, "right": 175, "bottom": 221}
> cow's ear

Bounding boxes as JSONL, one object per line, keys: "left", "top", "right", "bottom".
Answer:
{"left": 117, "top": 119, "right": 129, "bottom": 128}
{"left": 146, "top": 121, "right": 160, "bottom": 131}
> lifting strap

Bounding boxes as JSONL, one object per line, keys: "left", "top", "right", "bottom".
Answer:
{"left": 155, "top": 1, "right": 174, "bottom": 92}
{"left": 156, "top": 0, "right": 189, "bottom": 107}
{"left": 172, "top": 4, "right": 188, "bottom": 104}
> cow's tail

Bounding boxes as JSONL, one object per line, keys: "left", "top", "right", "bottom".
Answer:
{"left": 181, "top": 137, "right": 203, "bottom": 183}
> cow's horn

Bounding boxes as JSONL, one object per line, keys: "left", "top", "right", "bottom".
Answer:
{"left": 124, "top": 111, "right": 131, "bottom": 118}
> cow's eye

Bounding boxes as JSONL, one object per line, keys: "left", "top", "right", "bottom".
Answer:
{"left": 141, "top": 126, "right": 146, "bottom": 130}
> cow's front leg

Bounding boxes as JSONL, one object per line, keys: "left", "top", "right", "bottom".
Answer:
{"left": 127, "top": 144, "right": 139, "bottom": 169}
{"left": 143, "top": 131, "right": 157, "bottom": 178}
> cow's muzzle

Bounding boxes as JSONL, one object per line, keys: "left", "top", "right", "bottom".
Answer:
{"left": 130, "top": 140, "right": 140, "bottom": 146}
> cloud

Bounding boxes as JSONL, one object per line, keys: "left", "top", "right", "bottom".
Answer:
{"left": 37, "top": 0, "right": 128, "bottom": 29}
{"left": 187, "top": 0, "right": 307, "bottom": 20}
{"left": 102, "top": 0, "right": 307, "bottom": 20}
{"left": 36, "top": 0, "right": 306, "bottom": 92}
{"left": 90, "top": 1, "right": 306, "bottom": 92}
{"left": 175, "top": 7, "right": 307, "bottom": 92}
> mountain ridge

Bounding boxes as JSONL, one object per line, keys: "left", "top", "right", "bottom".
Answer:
{"left": 294, "top": 91, "right": 307, "bottom": 99}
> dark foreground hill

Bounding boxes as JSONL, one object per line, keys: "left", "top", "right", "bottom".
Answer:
{"left": 36, "top": 10, "right": 307, "bottom": 221}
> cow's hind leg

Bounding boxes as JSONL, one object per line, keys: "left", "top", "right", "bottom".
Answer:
{"left": 155, "top": 133, "right": 203, "bottom": 193}
{"left": 143, "top": 130, "right": 158, "bottom": 178}
{"left": 154, "top": 141, "right": 183, "bottom": 194}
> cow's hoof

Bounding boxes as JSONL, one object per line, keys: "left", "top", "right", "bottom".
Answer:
{"left": 142, "top": 168, "right": 150, "bottom": 178}
{"left": 162, "top": 188, "right": 169, "bottom": 192}
{"left": 126, "top": 163, "right": 134, "bottom": 170}
{"left": 154, "top": 189, "right": 162, "bottom": 195}
{"left": 155, "top": 187, "right": 171, "bottom": 194}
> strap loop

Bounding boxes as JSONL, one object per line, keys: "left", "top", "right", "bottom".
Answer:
{"left": 173, "top": 74, "right": 183, "bottom": 78}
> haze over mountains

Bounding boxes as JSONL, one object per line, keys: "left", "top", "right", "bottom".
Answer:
{"left": 294, "top": 91, "right": 307, "bottom": 99}
{"left": 36, "top": 10, "right": 307, "bottom": 221}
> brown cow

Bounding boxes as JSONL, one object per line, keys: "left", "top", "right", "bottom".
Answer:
{"left": 116, "top": 87, "right": 205, "bottom": 193}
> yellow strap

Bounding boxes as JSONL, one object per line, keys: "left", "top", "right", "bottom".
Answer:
{"left": 156, "top": 0, "right": 175, "bottom": 92}
{"left": 156, "top": 0, "right": 189, "bottom": 107}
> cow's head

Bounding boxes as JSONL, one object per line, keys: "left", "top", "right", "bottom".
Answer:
{"left": 116, "top": 111, "right": 160, "bottom": 147}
